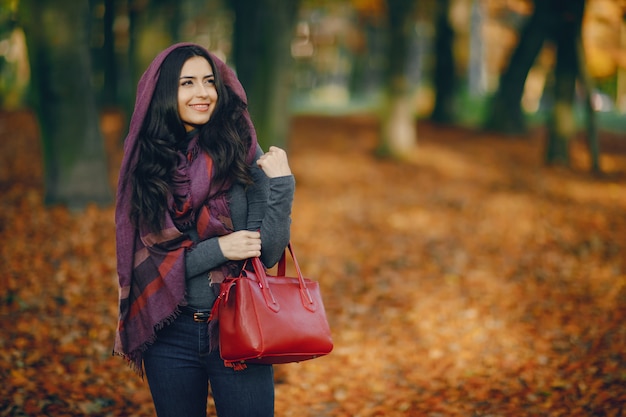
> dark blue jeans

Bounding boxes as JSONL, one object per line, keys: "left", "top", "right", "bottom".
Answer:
{"left": 143, "top": 311, "right": 275, "bottom": 417}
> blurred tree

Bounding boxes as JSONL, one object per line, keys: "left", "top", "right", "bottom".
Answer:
{"left": 430, "top": 0, "right": 456, "bottom": 124}
{"left": 467, "top": 0, "right": 487, "bottom": 97}
{"left": 123, "top": 0, "right": 140, "bottom": 116}
{"left": 545, "top": 0, "right": 588, "bottom": 167}
{"left": 88, "top": 0, "right": 119, "bottom": 107}
{"left": 378, "top": 0, "right": 418, "bottom": 157}
{"left": 0, "top": 1, "right": 24, "bottom": 108}
{"left": 485, "top": 0, "right": 599, "bottom": 170}
{"left": 91, "top": 0, "right": 139, "bottom": 117}
{"left": 19, "top": 0, "right": 112, "bottom": 207}
{"left": 102, "top": 0, "right": 118, "bottom": 106}
{"left": 484, "top": 2, "right": 552, "bottom": 135}
{"left": 349, "top": 0, "right": 386, "bottom": 98}
{"left": 228, "top": 0, "right": 300, "bottom": 149}
{"left": 575, "top": 26, "right": 600, "bottom": 173}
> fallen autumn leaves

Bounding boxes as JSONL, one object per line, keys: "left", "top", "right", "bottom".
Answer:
{"left": 1, "top": 111, "right": 625, "bottom": 416}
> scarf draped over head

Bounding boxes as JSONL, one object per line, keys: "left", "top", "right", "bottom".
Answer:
{"left": 113, "top": 43, "right": 258, "bottom": 374}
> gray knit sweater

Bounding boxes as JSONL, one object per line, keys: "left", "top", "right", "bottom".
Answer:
{"left": 185, "top": 146, "right": 295, "bottom": 309}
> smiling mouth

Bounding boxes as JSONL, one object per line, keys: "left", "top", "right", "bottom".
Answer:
{"left": 190, "top": 104, "right": 210, "bottom": 111}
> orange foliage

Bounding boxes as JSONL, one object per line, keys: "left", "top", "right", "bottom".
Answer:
{"left": 1, "top": 111, "right": 625, "bottom": 416}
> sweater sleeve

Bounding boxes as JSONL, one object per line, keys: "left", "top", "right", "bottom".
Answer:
{"left": 184, "top": 145, "right": 295, "bottom": 277}
{"left": 257, "top": 175, "right": 294, "bottom": 267}
{"left": 245, "top": 146, "right": 267, "bottom": 232}
{"left": 185, "top": 236, "right": 227, "bottom": 278}
{"left": 245, "top": 145, "right": 295, "bottom": 267}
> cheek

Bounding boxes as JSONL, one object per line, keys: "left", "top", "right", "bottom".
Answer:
{"left": 178, "top": 90, "right": 190, "bottom": 107}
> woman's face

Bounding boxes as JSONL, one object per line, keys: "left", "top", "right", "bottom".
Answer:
{"left": 177, "top": 56, "right": 218, "bottom": 132}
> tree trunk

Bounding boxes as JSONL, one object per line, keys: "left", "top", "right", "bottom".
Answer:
{"left": 484, "top": 1, "right": 552, "bottom": 134}
{"left": 378, "top": 0, "right": 417, "bottom": 157}
{"left": 118, "top": 0, "right": 139, "bottom": 119}
{"left": 467, "top": 0, "right": 487, "bottom": 96}
{"left": 618, "top": 18, "right": 626, "bottom": 113}
{"left": 545, "top": 0, "right": 586, "bottom": 166}
{"left": 102, "top": 0, "right": 118, "bottom": 106}
{"left": 88, "top": 0, "right": 119, "bottom": 107}
{"left": 229, "top": 0, "right": 300, "bottom": 150}
{"left": 576, "top": 32, "right": 601, "bottom": 173}
{"left": 430, "top": 0, "right": 456, "bottom": 124}
{"left": 19, "top": 0, "right": 112, "bottom": 208}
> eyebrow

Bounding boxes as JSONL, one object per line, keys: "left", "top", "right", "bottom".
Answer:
{"left": 179, "top": 74, "right": 215, "bottom": 80}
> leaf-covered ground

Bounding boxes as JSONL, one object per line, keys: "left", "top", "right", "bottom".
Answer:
{"left": 1, "top": 110, "right": 625, "bottom": 416}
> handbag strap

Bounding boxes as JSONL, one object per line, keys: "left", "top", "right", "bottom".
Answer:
{"left": 277, "top": 242, "right": 301, "bottom": 277}
{"left": 251, "top": 242, "right": 317, "bottom": 312}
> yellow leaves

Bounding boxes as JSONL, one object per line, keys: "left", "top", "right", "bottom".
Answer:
{"left": 9, "top": 369, "right": 31, "bottom": 387}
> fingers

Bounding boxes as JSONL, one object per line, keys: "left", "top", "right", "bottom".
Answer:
{"left": 256, "top": 146, "right": 292, "bottom": 178}
{"left": 267, "top": 145, "right": 284, "bottom": 154}
{"left": 218, "top": 231, "right": 262, "bottom": 260}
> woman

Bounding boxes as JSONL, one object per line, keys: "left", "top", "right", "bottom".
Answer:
{"left": 113, "top": 43, "right": 294, "bottom": 417}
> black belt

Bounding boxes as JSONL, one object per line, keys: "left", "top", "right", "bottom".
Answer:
{"left": 181, "top": 306, "right": 212, "bottom": 322}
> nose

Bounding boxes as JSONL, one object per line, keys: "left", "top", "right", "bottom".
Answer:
{"left": 195, "top": 83, "right": 210, "bottom": 97}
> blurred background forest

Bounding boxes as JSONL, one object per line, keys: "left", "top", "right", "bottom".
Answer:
{"left": 0, "top": 0, "right": 625, "bottom": 205}
{"left": 1, "top": 0, "right": 626, "bottom": 416}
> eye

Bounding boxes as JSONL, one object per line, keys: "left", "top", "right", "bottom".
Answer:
{"left": 204, "top": 77, "right": 215, "bottom": 85}
{"left": 180, "top": 80, "right": 193, "bottom": 87}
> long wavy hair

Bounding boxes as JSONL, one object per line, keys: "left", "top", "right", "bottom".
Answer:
{"left": 130, "top": 45, "right": 253, "bottom": 232}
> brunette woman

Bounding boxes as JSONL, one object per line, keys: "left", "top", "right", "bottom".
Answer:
{"left": 114, "top": 43, "right": 294, "bottom": 417}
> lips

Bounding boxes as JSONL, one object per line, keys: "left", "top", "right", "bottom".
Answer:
{"left": 190, "top": 104, "right": 210, "bottom": 111}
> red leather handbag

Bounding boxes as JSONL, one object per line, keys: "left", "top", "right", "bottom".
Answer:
{"left": 211, "top": 243, "right": 333, "bottom": 369}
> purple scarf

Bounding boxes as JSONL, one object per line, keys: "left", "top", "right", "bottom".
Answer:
{"left": 113, "top": 43, "right": 257, "bottom": 374}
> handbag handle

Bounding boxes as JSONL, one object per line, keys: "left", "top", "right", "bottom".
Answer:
{"left": 249, "top": 243, "right": 317, "bottom": 313}
{"left": 277, "top": 242, "right": 301, "bottom": 277}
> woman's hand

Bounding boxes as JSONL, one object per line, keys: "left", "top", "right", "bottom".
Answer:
{"left": 218, "top": 230, "right": 261, "bottom": 260}
{"left": 256, "top": 146, "right": 292, "bottom": 178}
